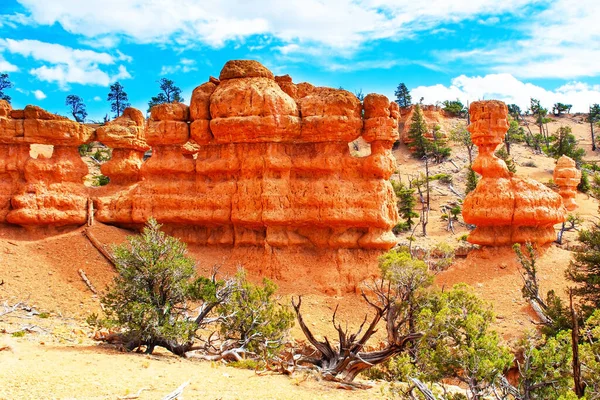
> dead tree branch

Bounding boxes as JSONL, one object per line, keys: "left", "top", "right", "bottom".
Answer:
{"left": 83, "top": 228, "right": 116, "bottom": 267}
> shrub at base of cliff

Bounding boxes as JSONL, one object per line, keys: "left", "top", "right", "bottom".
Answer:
{"left": 216, "top": 271, "right": 294, "bottom": 360}
{"left": 416, "top": 284, "right": 513, "bottom": 400}
{"left": 96, "top": 218, "right": 235, "bottom": 356}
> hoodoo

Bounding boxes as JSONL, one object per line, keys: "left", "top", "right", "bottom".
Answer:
{"left": 462, "top": 100, "right": 567, "bottom": 246}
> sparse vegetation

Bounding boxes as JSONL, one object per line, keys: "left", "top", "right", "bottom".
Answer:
{"left": 394, "top": 83, "right": 411, "bottom": 108}
{"left": 0, "top": 73, "right": 13, "bottom": 103}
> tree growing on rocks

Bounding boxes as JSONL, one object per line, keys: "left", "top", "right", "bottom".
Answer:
{"left": 65, "top": 95, "right": 87, "bottom": 123}
{"left": 450, "top": 125, "right": 475, "bottom": 166}
{"left": 568, "top": 225, "right": 600, "bottom": 318}
{"left": 391, "top": 180, "right": 418, "bottom": 232}
{"left": 394, "top": 83, "right": 411, "bottom": 108}
{"left": 549, "top": 126, "right": 585, "bottom": 165}
{"left": 107, "top": 81, "right": 131, "bottom": 118}
{"left": 0, "top": 73, "right": 13, "bottom": 103}
{"left": 147, "top": 78, "right": 184, "bottom": 112}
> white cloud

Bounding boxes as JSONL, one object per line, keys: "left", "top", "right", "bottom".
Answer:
{"left": 0, "top": 39, "right": 132, "bottom": 87}
{"left": 439, "top": 0, "right": 600, "bottom": 78}
{"left": 411, "top": 73, "right": 600, "bottom": 113}
{"left": 0, "top": 56, "right": 18, "bottom": 72}
{"left": 33, "top": 89, "right": 46, "bottom": 100}
{"left": 160, "top": 58, "right": 198, "bottom": 75}
{"left": 9, "top": 0, "right": 538, "bottom": 51}
{"left": 93, "top": 96, "right": 101, "bottom": 101}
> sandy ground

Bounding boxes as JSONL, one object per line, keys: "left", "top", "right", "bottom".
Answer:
{"left": 1, "top": 114, "right": 599, "bottom": 399}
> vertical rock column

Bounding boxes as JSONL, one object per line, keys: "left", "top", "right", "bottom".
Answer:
{"left": 0, "top": 100, "right": 29, "bottom": 222}
{"left": 358, "top": 94, "right": 400, "bottom": 249}
{"left": 94, "top": 107, "right": 149, "bottom": 224}
{"left": 132, "top": 102, "right": 195, "bottom": 224}
{"left": 7, "top": 106, "right": 94, "bottom": 226}
{"left": 553, "top": 155, "right": 581, "bottom": 212}
{"left": 462, "top": 101, "right": 566, "bottom": 246}
{"left": 96, "top": 107, "right": 149, "bottom": 185}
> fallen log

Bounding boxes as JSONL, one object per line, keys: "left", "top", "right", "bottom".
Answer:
{"left": 78, "top": 269, "right": 98, "bottom": 295}
{"left": 83, "top": 228, "right": 116, "bottom": 268}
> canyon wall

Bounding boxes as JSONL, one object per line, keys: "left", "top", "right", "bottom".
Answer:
{"left": 0, "top": 60, "right": 400, "bottom": 291}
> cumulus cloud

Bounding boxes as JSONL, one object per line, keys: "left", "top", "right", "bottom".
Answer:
{"left": 439, "top": 0, "right": 600, "bottom": 78}
{"left": 9, "top": 0, "right": 537, "bottom": 50}
{"left": 0, "top": 39, "right": 131, "bottom": 87}
{"left": 93, "top": 96, "right": 102, "bottom": 101}
{"left": 412, "top": 73, "right": 600, "bottom": 113}
{"left": 33, "top": 89, "right": 46, "bottom": 99}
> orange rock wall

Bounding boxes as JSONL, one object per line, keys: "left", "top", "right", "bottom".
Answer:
{"left": 0, "top": 61, "right": 400, "bottom": 253}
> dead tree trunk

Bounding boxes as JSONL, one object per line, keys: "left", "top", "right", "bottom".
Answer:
{"left": 292, "top": 296, "right": 422, "bottom": 383}
{"left": 571, "top": 289, "right": 585, "bottom": 398}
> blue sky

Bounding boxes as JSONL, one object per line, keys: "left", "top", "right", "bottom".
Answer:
{"left": 0, "top": 0, "right": 599, "bottom": 120}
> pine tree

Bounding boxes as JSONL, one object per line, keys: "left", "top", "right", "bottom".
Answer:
{"left": 394, "top": 83, "right": 412, "bottom": 108}
{"left": 391, "top": 180, "right": 418, "bottom": 232}
{"left": 495, "top": 147, "right": 517, "bottom": 173}
{"left": 568, "top": 225, "right": 600, "bottom": 317}
{"left": 65, "top": 94, "right": 88, "bottom": 123}
{"left": 549, "top": 126, "right": 585, "bottom": 164}
{"left": 465, "top": 167, "right": 479, "bottom": 195}
{"left": 0, "top": 73, "right": 13, "bottom": 103}
{"left": 407, "top": 104, "right": 429, "bottom": 158}
{"left": 147, "top": 78, "right": 184, "bottom": 112}
{"left": 107, "top": 81, "right": 131, "bottom": 118}
{"left": 429, "top": 124, "right": 451, "bottom": 163}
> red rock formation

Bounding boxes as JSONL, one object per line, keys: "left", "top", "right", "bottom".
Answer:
{"left": 5, "top": 106, "right": 94, "bottom": 226}
{"left": 95, "top": 60, "right": 399, "bottom": 250}
{"left": 96, "top": 107, "right": 149, "bottom": 184}
{"left": 553, "top": 155, "right": 581, "bottom": 212}
{"left": 400, "top": 104, "right": 446, "bottom": 145}
{"left": 0, "top": 100, "right": 29, "bottom": 222}
{"left": 462, "top": 100, "right": 566, "bottom": 246}
{"left": 0, "top": 60, "right": 401, "bottom": 289}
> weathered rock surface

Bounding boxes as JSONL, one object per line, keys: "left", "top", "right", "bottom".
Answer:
{"left": 0, "top": 60, "right": 401, "bottom": 288}
{"left": 553, "top": 155, "right": 581, "bottom": 212}
{"left": 96, "top": 60, "right": 399, "bottom": 250}
{"left": 462, "top": 100, "right": 566, "bottom": 246}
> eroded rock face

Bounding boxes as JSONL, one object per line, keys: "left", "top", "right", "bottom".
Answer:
{"left": 0, "top": 61, "right": 401, "bottom": 288}
{"left": 462, "top": 100, "right": 566, "bottom": 246}
{"left": 95, "top": 59, "right": 399, "bottom": 250}
{"left": 0, "top": 103, "right": 93, "bottom": 225}
{"left": 554, "top": 155, "right": 581, "bottom": 212}
{"left": 96, "top": 107, "right": 149, "bottom": 184}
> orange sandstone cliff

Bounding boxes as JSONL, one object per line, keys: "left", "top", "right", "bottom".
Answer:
{"left": 0, "top": 60, "right": 401, "bottom": 291}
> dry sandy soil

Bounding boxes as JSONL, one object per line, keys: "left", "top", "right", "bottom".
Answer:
{"left": 1, "top": 114, "right": 598, "bottom": 399}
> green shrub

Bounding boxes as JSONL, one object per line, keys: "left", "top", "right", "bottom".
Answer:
{"left": 522, "top": 160, "right": 538, "bottom": 168}
{"left": 100, "top": 218, "right": 228, "bottom": 355}
{"left": 578, "top": 170, "right": 590, "bottom": 193}
{"left": 92, "top": 175, "right": 110, "bottom": 186}
{"left": 495, "top": 147, "right": 517, "bottom": 173}
{"left": 12, "top": 331, "right": 25, "bottom": 337}
{"left": 92, "top": 149, "right": 111, "bottom": 162}
{"left": 429, "top": 173, "right": 452, "bottom": 184}
{"left": 217, "top": 271, "right": 294, "bottom": 358}
{"left": 78, "top": 143, "right": 92, "bottom": 156}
